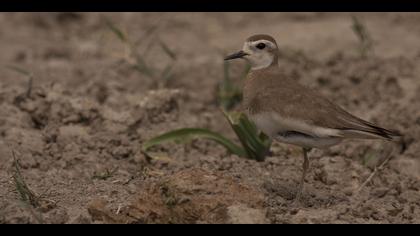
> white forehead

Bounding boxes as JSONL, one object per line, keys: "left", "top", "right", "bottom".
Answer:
{"left": 244, "top": 39, "right": 277, "bottom": 49}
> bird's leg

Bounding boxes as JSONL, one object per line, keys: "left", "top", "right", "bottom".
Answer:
{"left": 295, "top": 147, "right": 311, "bottom": 202}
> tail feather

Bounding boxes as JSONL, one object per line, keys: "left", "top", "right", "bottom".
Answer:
{"left": 340, "top": 122, "right": 402, "bottom": 140}
{"left": 358, "top": 120, "right": 401, "bottom": 140}
{"left": 335, "top": 110, "right": 402, "bottom": 140}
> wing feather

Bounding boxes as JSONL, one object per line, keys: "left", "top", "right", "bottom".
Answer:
{"left": 243, "top": 67, "right": 401, "bottom": 140}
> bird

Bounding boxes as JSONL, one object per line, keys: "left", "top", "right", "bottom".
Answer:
{"left": 224, "top": 34, "right": 401, "bottom": 201}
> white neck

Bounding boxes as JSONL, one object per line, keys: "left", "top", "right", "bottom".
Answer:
{"left": 249, "top": 53, "right": 275, "bottom": 70}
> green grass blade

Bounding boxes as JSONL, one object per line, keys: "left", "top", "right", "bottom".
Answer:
{"left": 134, "top": 56, "right": 155, "bottom": 78}
{"left": 224, "top": 111, "right": 272, "bottom": 162}
{"left": 244, "top": 123, "right": 272, "bottom": 161}
{"left": 142, "top": 128, "right": 246, "bottom": 157}
{"left": 104, "top": 18, "right": 127, "bottom": 43}
{"left": 217, "top": 61, "right": 242, "bottom": 110}
{"left": 161, "top": 64, "right": 175, "bottom": 82}
{"left": 241, "top": 64, "right": 252, "bottom": 79}
{"left": 224, "top": 60, "right": 230, "bottom": 81}
{"left": 6, "top": 65, "right": 34, "bottom": 97}
{"left": 134, "top": 24, "right": 160, "bottom": 48}
{"left": 144, "top": 24, "right": 160, "bottom": 38}
{"left": 12, "top": 151, "right": 39, "bottom": 207}
{"left": 159, "top": 40, "right": 177, "bottom": 60}
{"left": 5, "top": 65, "right": 32, "bottom": 77}
{"left": 351, "top": 16, "right": 373, "bottom": 58}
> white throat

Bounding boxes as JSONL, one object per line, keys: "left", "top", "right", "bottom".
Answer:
{"left": 249, "top": 53, "right": 274, "bottom": 70}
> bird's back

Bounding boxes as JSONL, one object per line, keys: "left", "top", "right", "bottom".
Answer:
{"left": 242, "top": 65, "right": 400, "bottom": 140}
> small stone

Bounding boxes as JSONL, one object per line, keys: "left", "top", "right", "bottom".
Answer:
{"left": 87, "top": 198, "right": 128, "bottom": 223}
{"left": 70, "top": 213, "right": 92, "bottom": 224}
{"left": 226, "top": 204, "right": 269, "bottom": 224}
{"left": 112, "top": 146, "right": 132, "bottom": 159}
{"left": 132, "top": 151, "right": 148, "bottom": 164}
{"left": 371, "top": 187, "right": 389, "bottom": 198}
{"left": 343, "top": 187, "right": 354, "bottom": 196}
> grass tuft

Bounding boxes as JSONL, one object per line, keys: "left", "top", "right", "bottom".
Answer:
{"left": 104, "top": 18, "right": 127, "bottom": 43}
{"left": 216, "top": 61, "right": 247, "bottom": 111}
{"left": 143, "top": 55, "right": 271, "bottom": 162}
{"left": 11, "top": 151, "right": 39, "bottom": 208}
{"left": 104, "top": 17, "right": 177, "bottom": 88}
{"left": 143, "top": 111, "right": 271, "bottom": 162}
{"left": 6, "top": 65, "right": 34, "bottom": 98}
{"left": 351, "top": 16, "right": 374, "bottom": 58}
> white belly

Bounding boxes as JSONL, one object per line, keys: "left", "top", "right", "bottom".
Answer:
{"left": 275, "top": 132, "right": 342, "bottom": 149}
{"left": 249, "top": 112, "right": 342, "bottom": 149}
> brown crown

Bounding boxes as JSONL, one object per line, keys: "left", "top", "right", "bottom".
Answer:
{"left": 246, "top": 34, "right": 278, "bottom": 46}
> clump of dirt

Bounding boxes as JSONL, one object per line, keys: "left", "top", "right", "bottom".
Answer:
{"left": 88, "top": 168, "right": 267, "bottom": 224}
{"left": 1, "top": 13, "right": 420, "bottom": 224}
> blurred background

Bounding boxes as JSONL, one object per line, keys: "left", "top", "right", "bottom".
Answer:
{"left": 0, "top": 13, "right": 419, "bottom": 224}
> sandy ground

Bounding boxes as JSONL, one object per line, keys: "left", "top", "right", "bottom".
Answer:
{"left": 1, "top": 12, "right": 420, "bottom": 224}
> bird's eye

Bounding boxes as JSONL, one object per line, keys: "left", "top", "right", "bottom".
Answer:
{"left": 256, "top": 43, "right": 266, "bottom": 50}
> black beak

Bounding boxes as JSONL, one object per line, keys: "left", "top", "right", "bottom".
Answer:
{"left": 224, "top": 50, "right": 248, "bottom": 61}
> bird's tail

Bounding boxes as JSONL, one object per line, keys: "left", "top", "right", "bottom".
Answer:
{"left": 340, "top": 123, "right": 402, "bottom": 140}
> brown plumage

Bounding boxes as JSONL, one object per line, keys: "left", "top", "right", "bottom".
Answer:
{"left": 225, "top": 34, "right": 401, "bottom": 201}
{"left": 247, "top": 34, "right": 278, "bottom": 46}
{"left": 242, "top": 65, "right": 401, "bottom": 141}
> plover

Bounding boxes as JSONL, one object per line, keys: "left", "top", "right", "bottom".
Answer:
{"left": 224, "top": 34, "right": 401, "bottom": 200}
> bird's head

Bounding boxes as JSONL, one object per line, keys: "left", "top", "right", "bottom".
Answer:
{"left": 224, "top": 34, "right": 279, "bottom": 70}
